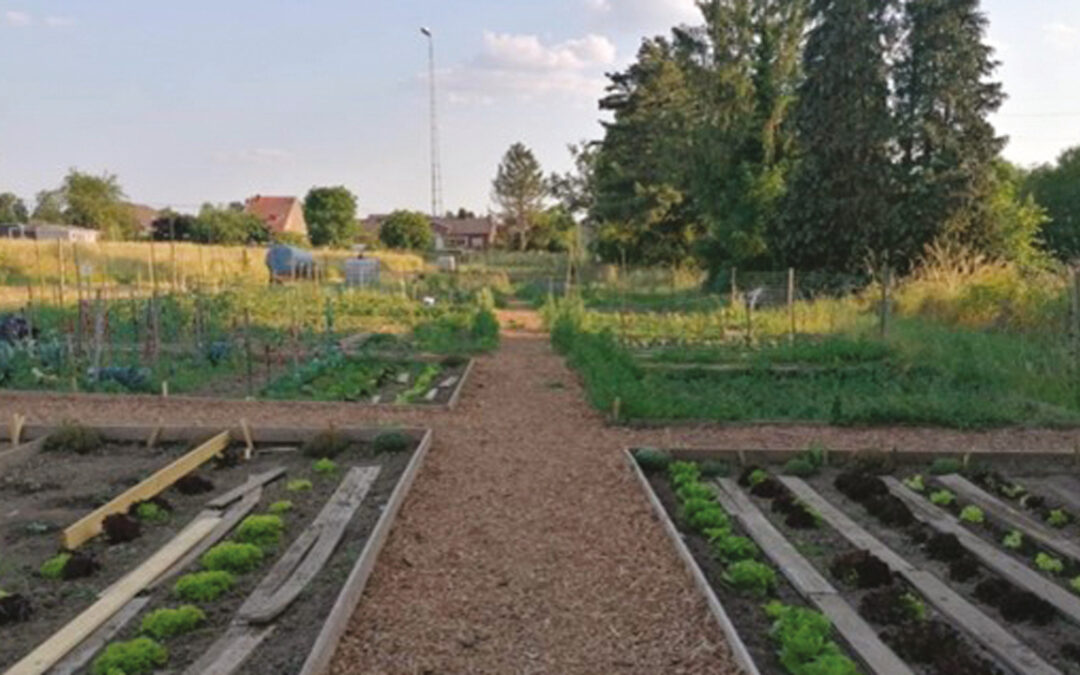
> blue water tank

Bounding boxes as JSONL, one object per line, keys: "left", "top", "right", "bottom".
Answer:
{"left": 265, "top": 245, "right": 316, "bottom": 280}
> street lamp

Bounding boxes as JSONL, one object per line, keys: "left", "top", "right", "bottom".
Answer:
{"left": 420, "top": 27, "right": 442, "bottom": 217}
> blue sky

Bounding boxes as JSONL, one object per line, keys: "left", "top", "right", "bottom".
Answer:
{"left": 1, "top": 0, "right": 1078, "bottom": 216}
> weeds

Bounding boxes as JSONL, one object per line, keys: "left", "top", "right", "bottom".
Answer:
{"left": 43, "top": 423, "right": 102, "bottom": 455}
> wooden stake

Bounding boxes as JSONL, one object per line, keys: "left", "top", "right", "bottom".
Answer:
{"left": 787, "top": 267, "right": 796, "bottom": 342}
{"left": 10, "top": 412, "right": 25, "bottom": 447}
{"left": 240, "top": 418, "right": 254, "bottom": 461}
{"left": 146, "top": 425, "right": 163, "bottom": 450}
{"left": 161, "top": 380, "right": 169, "bottom": 398}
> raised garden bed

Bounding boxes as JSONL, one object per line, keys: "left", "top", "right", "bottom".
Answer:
{"left": 0, "top": 422, "right": 431, "bottom": 675}
{"left": 629, "top": 446, "right": 1080, "bottom": 675}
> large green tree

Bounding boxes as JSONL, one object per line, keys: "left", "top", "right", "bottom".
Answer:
{"left": 191, "top": 204, "right": 269, "bottom": 245}
{"left": 32, "top": 189, "right": 66, "bottom": 223}
{"left": 61, "top": 170, "right": 139, "bottom": 239}
{"left": 1025, "top": 146, "right": 1080, "bottom": 260}
{"left": 779, "top": 0, "right": 897, "bottom": 272}
{"left": 379, "top": 210, "right": 433, "bottom": 250}
{"left": 0, "top": 193, "right": 28, "bottom": 223}
{"left": 894, "top": 0, "right": 1005, "bottom": 266}
{"left": 303, "top": 186, "right": 358, "bottom": 248}
{"left": 492, "top": 143, "right": 547, "bottom": 250}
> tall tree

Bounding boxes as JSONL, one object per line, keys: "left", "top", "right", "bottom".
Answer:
{"left": 492, "top": 143, "right": 547, "bottom": 250}
{"left": 1025, "top": 146, "right": 1080, "bottom": 260}
{"left": 379, "top": 211, "right": 433, "bottom": 250}
{"left": 32, "top": 189, "right": 66, "bottom": 223}
{"left": 303, "top": 186, "right": 358, "bottom": 248}
{"left": 191, "top": 204, "right": 269, "bottom": 245}
{"left": 894, "top": 0, "right": 1005, "bottom": 266}
{"left": 59, "top": 170, "right": 139, "bottom": 239}
{"left": 779, "top": 0, "right": 897, "bottom": 272}
{"left": 0, "top": 193, "right": 28, "bottom": 223}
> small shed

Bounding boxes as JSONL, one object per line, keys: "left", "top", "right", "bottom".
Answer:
{"left": 344, "top": 257, "right": 380, "bottom": 288}
{"left": 265, "top": 245, "right": 316, "bottom": 282}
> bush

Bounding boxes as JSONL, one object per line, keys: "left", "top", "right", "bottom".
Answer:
{"left": 700, "top": 460, "right": 731, "bottom": 478}
{"left": 234, "top": 515, "right": 285, "bottom": 549}
{"left": 91, "top": 637, "right": 168, "bottom": 675}
{"left": 726, "top": 560, "right": 776, "bottom": 597}
{"left": 40, "top": 553, "right": 71, "bottom": 580}
{"left": 268, "top": 500, "right": 293, "bottom": 515}
{"left": 959, "top": 506, "right": 984, "bottom": 524}
{"left": 134, "top": 502, "right": 170, "bottom": 524}
{"left": 301, "top": 429, "right": 350, "bottom": 458}
{"left": 373, "top": 431, "right": 410, "bottom": 454}
{"left": 286, "top": 479, "right": 313, "bottom": 492}
{"left": 633, "top": 448, "right": 671, "bottom": 472}
{"left": 200, "top": 542, "right": 264, "bottom": 575}
{"left": 929, "top": 458, "right": 962, "bottom": 475}
{"left": 470, "top": 308, "right": 500, "bottom": 350}
{"left": 140, "top": 605, "right": 205, "bottom": 640}
{"left": 43, "top": 423, "right": 102, "bottom": 455}
{"left": 173, "top": 570, "right": 235, "bottom": 602}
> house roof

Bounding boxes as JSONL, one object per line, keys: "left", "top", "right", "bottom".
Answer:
{"left": 126, "top": 203, "right": 160, "bottom": 231}
{"left": 245, "top": 196, "right": 299, "bottom": 232}
{"left": 431, "top": 216, "right": 498, "bottom": 237}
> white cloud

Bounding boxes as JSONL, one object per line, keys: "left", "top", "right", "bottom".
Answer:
{"left": 444, "top": 31, "right": 616, "bottom": 104}
{"left": 4, "top": 10, "right": 32, "bottom": 27}
{"left": 1045, "top": 22, "right": 1079, "bottom": 52}
{"left": 212, "top": 148, "right": 293, "bottom": 164}
{"left": 585, "top": 0, "right": 698, "bottom": 31}
{"left": 44, "top": 16, "right": 75, "bottom": 28}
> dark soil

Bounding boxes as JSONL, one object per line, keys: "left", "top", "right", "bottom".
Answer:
{"left": 829, "top": 550, "right": 893, "bottom": 589}
{"left": 1063, "top": 644, "right": 1080, "bottom": 665}
{"left": 834, "top": 470, "right": 887, "bottom": 503}
{"left": 770, "top": 492, "right": 818, "bottom": 529}
{"left": 859, "top": 587, "right": 913, "bottom": 625}
{"left": 60, "top": 551, "right": 100, "bottom": 580}
{"left": 175, "top": 474, "right": 215, "bottom": 495}
{"left": 947, "top": 555, "right": 981, "bottom": 583}
{"left": 884, "top": 620, "right": 1004, "bottom": 674}
{"left": 865, "top": 494, "right": 915, "bottom": 527}
{"left": 924, "top": 533, "right": 966, "bottom": 562}
{"left": 0, "top": 594, "right": 32, "bottom": 625}
{"left": 749, "top": 476, "right": 784, "bottom": 499}
{"left": 102, "top": 513, "right": 142, "bottom": 544}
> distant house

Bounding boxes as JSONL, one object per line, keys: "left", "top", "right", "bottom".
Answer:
{"left": 244, "top": 195, "right": 308, "bottom": 238}
{"left": 360, "top": 214, "right": 499, "bottom": 251}
{"left": 126, "top": 203, "right": 160, "bottom": 235}
{"left": 0, "top": 222, "right": 100, "bottom": 243}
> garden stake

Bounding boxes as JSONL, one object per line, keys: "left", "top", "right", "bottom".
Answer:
{"left": 241, "top": 418, "right": 254, "bottom": 460}
{"left": 10, "top": 412, "right": 25, "bottom": 447}
{"left": 244, "top": 308, "right": 254, "bottom": 398}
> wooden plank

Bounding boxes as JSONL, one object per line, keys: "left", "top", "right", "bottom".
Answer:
{"left": 937, "top": 474, "right": 1080, "bottom": 563}
{"left": 61, "top": 431, "right": 230, "bottom": 549}
{"left": 298, "top": 429, "right": 434, "bottom": 675}
{"left": 1041, "top": 476, "right": 1080, "bottom": 515}
{"left": 715, "top": 479, "right": 913, "bottom": 675}
{"left": 5, "top": 516, "right": 219, "bottom": 675}
{"left": 181, "top": 624, "right": 275, "bottom": 675}
{"left": 781, "top": 477, "right": 1060, "bottom": 675}
{"left": 885, "top": 476, "right": 1080, "bottom": 626}
{"left": 240, "top": 466, "right": 380, "bottom": 624}
{"left": 49, "top": 597, "right": 151, "bottom": 675}
{"left": 206, "top": 466, "right": 285, "bottom": 509}
{"left": 0, "top": 437, "right": 45, "bottom": 475}
{"left": 11, "top": 422, "right": 427, "bottom": 446}
{"left": 446, "top": 359, "right": 475, "bottom": 410}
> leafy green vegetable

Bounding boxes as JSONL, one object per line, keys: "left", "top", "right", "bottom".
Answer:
{"left": 200, "top": 542, "right": 264, "bottom": 575}
{"left": 1035, "top": 552, "right": 1064, "bottom": 574}
{"left": 140, "top": 605, "right": 205, "bottom": 640}
{"left": 91, "top": 637, "right": 167, "bottom": 675}
{"left": 234, "top": 515, "right": 285, "bottom": 549}
{"left": 134, "top": 502, "right": 170, "bottom": 524}
{"left": 40, "top": 553, "right": 71, "bottom": 580}
{"left": 710, "top": 533, "right": 758, "bottom": 564}
{"left": 929, "top": 458, "right": 962, "bottom": 475}
{"left": 173, "top": 570, "right": 234, "bottom": 603}
{"left": 634, "top": 448, "right": 672, "bottom": 472}
{"left": 725, "top": 560, "right": 776, "bottom": 597}
{"left": 1002, "top": 530, "right": 1023, "bottom": 550}
{"left": 286, "top": 479, "right": 313, "bottom": 492}
{"left": 959, "top": 506, "right": 984, "bottom": 524}
{"left": 312, "top": 458, "right": 339, "bottom": 475}
{"left": 268, "top": 500, "right": 293, "bottom": 515}
{"left": 902, "top": 474, "right": 925, "bottom": 493}
{"left": 1047, "top": 509, "right": 1070, "bottom": 528}
{"left": 930, "top": 489, "right": 956, "bottom": 507}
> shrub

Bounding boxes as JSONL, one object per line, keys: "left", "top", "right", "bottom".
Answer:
{"left": 725, "top": 560, "right": 776, "bottom": 597}
{"left": 91, "top": 637, "right": 168, "bottom": 675}
{"left": 43, "top": 423, "right": 102, "bottom": 455}
{"left": 633, "top": 448, "right": 671, "bottom": 472}
{"left": 929, "top": 458, "right": 962, "bottom": 475}
{"left": 930, "top": 490, "right": 956, "bottom": 507}
{"left": 40, "top": 553, "right": 71, "bottom": 580}
{"left": 234, "top": 515, "right": 285, "bottom": 549}
{"left": 286, "top": 479, "right": 313, "bottom": 492}
{"left": 200, "top": 542, "right": 264, "bottom": 575}
{"left": 782, "top": 458, "right": 818, "bottom": 477}
{"left": 1047, "top": 509, "right": 1070, "bottom": 528}
{"left": 373, "top": 431, "right": 411, "bottom": 454}
{"left": 173, "top": 570, "right": 234, "bottom": 602}
{"left": 1035, "top": 552, "right": 1064, "bottom": 574}
{"left": 134, "top": 502, "right": 170, "bottom": 524}
{"left": 268, "top": 500, "right": 293, "bottom": 515}
{"left": 140, "top": 605, "right": 205, "bottom": 640}
{"left": 301, "top": 429, "right": 350, "bottom": 458}
{"left": 700, "top": 460, "right": 731, "bottom": 478}
{"left": 470, "top": 307, "right": 500, "bottom": 349}
{"left": 312, "top": 458, "right": 339, "bottom": 475}
{"left": 1002, "top": 530, "right": 1023, "bottom": 550}
{"left": 903, "top": 475, "right": 926, "bottom": 493}
{"left": 959, "top": 506, "right": 984, "bottom": 524}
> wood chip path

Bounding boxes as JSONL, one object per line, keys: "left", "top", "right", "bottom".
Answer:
{"left": 5, "top": 314, "right": 1080, "bottom": 673}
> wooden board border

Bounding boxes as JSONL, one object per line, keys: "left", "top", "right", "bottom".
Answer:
{"left": 620, "top": 449, "right": 761, "bottom": 675}
{"left": 298, "top": 428, "right": 434, "bottom": 675}
{"left": 2, "top": 422, "right": 430, "bottom": 446}
{"left": 635, "top": 447, "right": 1079, "bottom": 466}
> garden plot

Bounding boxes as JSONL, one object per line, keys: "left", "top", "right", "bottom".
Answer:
{"left": 630, "top": 447, "right": 1080, "bottom": 675}
{"left": 0, "top": 422, "right": 431, "bottom": 675}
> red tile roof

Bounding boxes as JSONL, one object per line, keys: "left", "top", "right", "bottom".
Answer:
{"left": 245, "top": 195, "right": 299, "bottom": 232}
{"left": 431, "top": 216, "right": 498, "bottom": 237}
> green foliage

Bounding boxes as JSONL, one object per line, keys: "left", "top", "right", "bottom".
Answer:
{"left": 700, "top": 460, "right": 731, "bottom": 478}
{"left": 188, "top": 203, "right": 269, "bottom": 245}
{"left": 676, "top": 482, "right": 714, "bottom": 502}
{"left": 234, "top": 515, "right": 285, "bottom": 549}
{"left": 930, "top": 489, "right": 956, "bottom": 507}
{"left": 134, "top": 502, "right": 170, "bottom": 524}
{"left": 268, "top": 500, "right": 293, "bottom": 515}
{"left": 633, "top": 448, "right": 672, "bottom": 472}
{"left": 959, "top": 506, "right": 984, "bottom": 524}
{"left": 56, "top": 170, "right": 140, "bottom": 240}
{"left": 286, "top": 479, "right": 313, "bottom": 492}
{"left": 301, "top": 428, "right": 351, "bottom": 458}
{"left": 379, "top": 210, "right": 433, "bottom": 250}
{"left": 683, "top": 499, "right": 729, "bottom": 533}
{"left": 667, "top": 461, "right": 702, "bottom": 489}
{"left": 40, "top": 553, "right": 71, "bottom": 580}
{"left": 765, "top": 602, "right": 857, "bottom": 675}
{"left": 1047, "top": 509, "right": 1070, "bottom": 528}
{"left": 710, "top": 532, "right": 759, "bottom": 565}
{"left": 1071, "top": 576, "right": 1080, "bottom": 595}
{"left": 903, "top": 475, "right": 926, "bottom": 493}
{"left": 139, "top": 605, "right": 205, "bottom": 640}
{"left": 748, "top": 469, "right": 769, "bottom": 487}
{"left": 1002, "top": 530, "right": 1023, "bottom": 550}
{"left": 373, "top": 431, "right": 410, "bottom": 454}
{"left": 725, "top": 560, "right": 776, "bottom": 597}
{"left": 43, "top": 423, "right": 103, "bottom": 455}
{"left": 1035, "top": 552, "right": 1064, "bottom": 574}
{"left": 0, "top": 192, "right": 28, "bottom": 223}
{"left": 173, "top": 570, "right": 235, "bottom": 603}
{"left": 470, "top": 308, "right": 500, "bottom": 350}
{"left": 782, "top": 458, "right": 817, "bottom": 478}
{"left": 313, "top": 457, "right": 339, "bottom": 475}
{"left": 492, "top": 142, "right": 547, "bottom": 251}
{"left": 91, "top": 637, "right": 168, "bottom": 675}
{"left": 200, "top": 542, "right": 264, "bottom": 575}
{"left": 303, "top": 186, "right": 358, "bottom": 248}
{"left": 1025, "top": 146, "right": 1080, "bottom": 260}
{"left": 901, "top": 592, "right": 926, "bottom": 623}
{"left": 928, "top": 458, "right": 962, "bottom": 475}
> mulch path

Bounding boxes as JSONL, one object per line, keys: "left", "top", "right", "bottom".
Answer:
{"left": 5, "top": 314, "right": 1080, "bottom": 673}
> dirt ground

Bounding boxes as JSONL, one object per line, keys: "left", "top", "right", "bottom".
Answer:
{"left": 5, "top": 313, "right": 1080, "bottom": 674}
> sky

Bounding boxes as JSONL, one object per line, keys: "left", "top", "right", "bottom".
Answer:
{"left": 1, "top": 0, "right": 1079, "bottom": 217}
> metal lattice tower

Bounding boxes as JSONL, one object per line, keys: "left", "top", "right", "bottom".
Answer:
{"left": 421, "top": 27, "right": 443, "bottom": 217}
